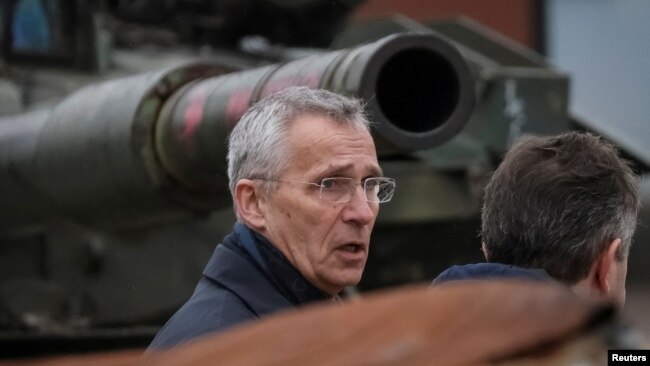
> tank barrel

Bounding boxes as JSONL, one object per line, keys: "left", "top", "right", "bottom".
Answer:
{"left": 0, "top": 33, "right": 475, "bottom": 232}
{"left": 156, "top": 33, "right": 475, "bottom": 193}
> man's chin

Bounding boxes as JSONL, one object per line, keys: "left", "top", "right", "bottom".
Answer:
{"left": 331, "top": 271, "right": 363, "bottom": 289}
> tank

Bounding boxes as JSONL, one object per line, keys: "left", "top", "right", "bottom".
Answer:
{"left": 0, "top": 1, "right": 480, "bottom": 358}
{"left": 2, "top": 0, "right": 650, "bottom": 360}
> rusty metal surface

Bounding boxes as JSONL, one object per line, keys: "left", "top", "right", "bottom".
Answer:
{"left": 6, "top": 281, "right": 630, "bottom": 366}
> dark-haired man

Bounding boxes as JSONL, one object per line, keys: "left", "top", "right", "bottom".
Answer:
{"left": 434, "top": 132, "right": 639, "bottom": 309}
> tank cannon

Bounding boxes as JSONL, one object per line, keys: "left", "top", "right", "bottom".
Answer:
{"left": 0, "top": 32, "right": 474, "bottom": 233}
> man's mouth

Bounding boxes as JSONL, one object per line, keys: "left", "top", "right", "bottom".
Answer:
{"left": 340, "top": 244, "right": 362, "bottom": 253}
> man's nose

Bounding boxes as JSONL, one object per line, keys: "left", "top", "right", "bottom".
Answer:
{"left": 341, "top": 185, "right": 377, "bottom": 225}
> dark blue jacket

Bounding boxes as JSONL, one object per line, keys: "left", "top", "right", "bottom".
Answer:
{"left": 148, "top": 223, "right": 329, "bottom": 350}
{"left": 433, "top": 263, "right": 552, "bottom": 285}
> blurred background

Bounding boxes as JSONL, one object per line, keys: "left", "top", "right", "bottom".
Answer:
{"left": 0, "top": 0, "right": 648, "bottom": 359}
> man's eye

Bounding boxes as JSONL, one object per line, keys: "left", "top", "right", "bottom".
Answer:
{"left": 365, "top": 179, "right": 378, "bottom": 189}
{"left": 321, "top": 178, "right": 350, "bottom": 190}
{"left": 320, "top": 179, "right": 338, "bottom": 189}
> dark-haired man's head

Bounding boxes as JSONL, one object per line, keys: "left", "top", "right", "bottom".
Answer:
{"left": 481, "top": 132, "right": 639, "bottom": 308}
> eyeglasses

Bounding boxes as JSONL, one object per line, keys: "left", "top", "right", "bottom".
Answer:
{"left": 254, "top": 177, "right": 396, "bottom": 203}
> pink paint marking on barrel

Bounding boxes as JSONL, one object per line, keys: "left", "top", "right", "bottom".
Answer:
{"left": 180, "top": 86, "right": 208, "bottom": 150}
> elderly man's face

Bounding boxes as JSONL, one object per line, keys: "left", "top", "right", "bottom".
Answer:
{"left": 259, "top": 114, "right": 381, "bottom": 296}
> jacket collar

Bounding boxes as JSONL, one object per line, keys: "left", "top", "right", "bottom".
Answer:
{"left": 203, "top": 223, "right": 329, "bottom": 316}
{"left": 433, "top": 263, "right": 553, "bottom": 285}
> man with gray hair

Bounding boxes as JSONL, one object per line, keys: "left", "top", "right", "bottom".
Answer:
{"left": 149, "top": 87, "right": 395, "bottom": 349}
{"left": 434, "top": 132, "right": 639, "bottom": 309}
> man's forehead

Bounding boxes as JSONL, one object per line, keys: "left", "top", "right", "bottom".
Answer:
{"left": 288, "top": 119, "right": 373, "bottom": 149}
{"left": 314, "top": 161, "right": 383, "bottom": 177}
{"left": 284, "top": 115, "right": 379, "bottom": 171}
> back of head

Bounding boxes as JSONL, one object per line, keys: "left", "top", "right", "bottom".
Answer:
{"left": 481, "top": 132, "right": 639, "bottom": 284}
{"left": 227, "top": 86, "right": 370, "bottom": 202}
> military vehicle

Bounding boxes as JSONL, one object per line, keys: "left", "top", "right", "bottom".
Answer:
{"left": 1, "top": 0, "right": 649, "bottom": 359}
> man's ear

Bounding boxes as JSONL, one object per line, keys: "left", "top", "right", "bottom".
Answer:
{"left": 594, "top": 238, "right": 622, "bottom": 295}
{"left": 234, "top": 179, "right": 267, "bottom": 231}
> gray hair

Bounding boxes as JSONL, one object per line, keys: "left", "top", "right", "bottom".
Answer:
{"left": 227, "top": 87, "right": 371, "bottom": 207}
{"left": 481, "top": 132, "right": 640, "bottom": 284}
